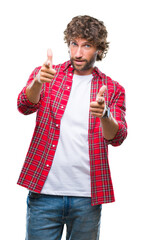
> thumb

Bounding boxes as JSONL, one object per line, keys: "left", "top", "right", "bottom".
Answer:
{"left": 46, "top": 48, "right": 53, "bottom": 68}
{"left": 97, "top": 85, "right": 107, "bottom": 98}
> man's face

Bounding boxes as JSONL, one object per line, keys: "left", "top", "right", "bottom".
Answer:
{"left": 69, "top": 38, "right": 97, "bottom": 75}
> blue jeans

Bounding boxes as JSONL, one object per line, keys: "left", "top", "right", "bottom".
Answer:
{"left": 26, "top": 192, "right": 102, "bottom": 240}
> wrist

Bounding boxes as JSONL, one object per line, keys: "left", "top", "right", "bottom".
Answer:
{"left": 35, "top": 70, "right": 43, "bottom": 84}
{"left": 34, "top": 76, "right": 43, "bottom": 86}
{"left": 102, "top": 105, "right": 110, "bottom": 118}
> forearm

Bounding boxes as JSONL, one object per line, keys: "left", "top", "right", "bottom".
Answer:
{"left": 26, "top": 77, "right": 43, "bottom": 104}
{"left": 100, "top": 113, "right": 119, "bottom": 140}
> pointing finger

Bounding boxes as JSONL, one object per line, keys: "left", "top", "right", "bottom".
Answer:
{"left": 46, "top": 48, "right": 53, "bottom": 67}
{"left": 47, "top": 48, "right": 53, "bottom": 62}
{"left": 96, "top": 85, "right": 107, "bottom": 101}
{"left": 98, "top": 85, "right": 107, "bottom": 97}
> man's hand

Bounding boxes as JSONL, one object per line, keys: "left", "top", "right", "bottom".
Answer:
{"left": 36, "top": 49, "right": 56, "bottom": 84}
{"left": 90, "top": 85, "right": 107, "bottom": 118}
{"left": 26, "top": 49, "right": 56, "bottom": 104}
{"left": 90, "top": 85, "right": 119, "bottom": 140}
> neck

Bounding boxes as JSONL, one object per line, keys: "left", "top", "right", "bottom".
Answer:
{"left": 74, "top": 67, "right": 94, "bottom": 76}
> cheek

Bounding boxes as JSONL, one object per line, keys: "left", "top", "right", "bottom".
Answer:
{"left": 83, "top": 50, "right": 95, "bottom": 60}
{"left": 89, "top": 51, "right": 97, "bottom": 61}
{"left": 69, "top": 47, "right": 81, "bottom": 58}
{"left": 69, "top": 47, "right": 74, "bottom": 56}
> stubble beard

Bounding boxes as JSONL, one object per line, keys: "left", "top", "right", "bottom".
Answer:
{"left": 70, "top": 52, "right": 97, "bottom": 72}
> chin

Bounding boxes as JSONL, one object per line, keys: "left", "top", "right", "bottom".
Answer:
{"left": 73, "top": 62, "right": 86, "bottom": 71}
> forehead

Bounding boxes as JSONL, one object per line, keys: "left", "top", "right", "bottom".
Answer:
{"left": 70, "top": 38, "right": 93, "bottom": 45}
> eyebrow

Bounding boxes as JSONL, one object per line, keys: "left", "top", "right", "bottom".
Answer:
{"left": 70, "top": 40, "right": 93, "bottom": 45}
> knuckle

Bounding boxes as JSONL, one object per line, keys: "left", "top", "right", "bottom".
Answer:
{"left": 40, "top": 71, "right": 44, "bottom": 77}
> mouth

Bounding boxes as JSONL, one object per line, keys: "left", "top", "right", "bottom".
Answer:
{"left": 74, "top": 59, "right": 86, "bottom": 65}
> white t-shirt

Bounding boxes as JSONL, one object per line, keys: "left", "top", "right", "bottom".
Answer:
{"left": 41, "top": 74, "right": 93, "bottom": 197}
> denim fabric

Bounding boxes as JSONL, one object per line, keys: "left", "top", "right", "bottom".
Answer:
{"left": 26, "top": 192, "right": 102, "bottom": 240}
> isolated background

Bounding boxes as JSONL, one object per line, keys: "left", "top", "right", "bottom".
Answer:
{"left": 0, "top": 0, "right": 143, "bottom": 239}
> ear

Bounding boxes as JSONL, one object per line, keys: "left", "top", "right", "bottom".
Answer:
{"left": 95, "top": 50, "right": 99, "bottom": 60}
{"left": 97, "top": 50, "right": 102, "bottom": 55}
{"left": 96, "top": 50, "right": 102, "bottom": 60}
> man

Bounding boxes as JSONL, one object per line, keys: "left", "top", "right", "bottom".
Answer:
{"left": 17, "top": 15, "right": 127, "bottom": 240}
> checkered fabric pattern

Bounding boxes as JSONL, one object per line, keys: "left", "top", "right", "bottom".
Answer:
{"left": 17, "top": 60, "right": 127, "bottom": 206}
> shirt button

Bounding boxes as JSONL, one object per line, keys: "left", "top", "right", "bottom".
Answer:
{"left": 61, "top": 105, "right": 64, "bottom": 109}
{"left": 69, "top": 73, "right": 72, "bottom": 76}
{"left": 56, "top": 124, "right": 59, "bottom": 127}
{"left": 67, "top": 86, "right": 70, "bottom": 90}
{"left": 52, "top": 144, "right": 55, "bottom": 147}
{"left": 46, "top": 164, "right": 49, "bottom": 167}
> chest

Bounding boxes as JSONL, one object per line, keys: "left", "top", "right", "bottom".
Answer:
{"left": 49, "top": 71, "right": 105, "bottom": 120}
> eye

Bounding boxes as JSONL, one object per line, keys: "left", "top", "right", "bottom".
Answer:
{"left": 85, "top": 44, "right": 91, "bottom": 48}
{"left": 70, "top": 41, "right": 77, "bottom": 47}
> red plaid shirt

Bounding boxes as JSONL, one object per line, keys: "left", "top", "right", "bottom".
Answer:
{"left": 17, "top": 60, "right": 127, "bottom": 206}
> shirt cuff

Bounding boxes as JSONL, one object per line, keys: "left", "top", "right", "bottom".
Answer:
{"left": 104, "top": 121, "right": 127, "bottom": 146}
{"left": 22, "top": 86, "right": 41, "bottom": 107}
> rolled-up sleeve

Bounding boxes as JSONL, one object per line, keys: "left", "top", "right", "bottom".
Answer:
{"left": 105, "top": 83, "right": 127, "bottom": 146}
{"left": 17, "top": 67, "right": 45, "bottom": 115}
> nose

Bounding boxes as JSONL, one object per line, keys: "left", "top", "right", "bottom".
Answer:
{"left": 75, "top": 47, "right": 83, "bottom": 58}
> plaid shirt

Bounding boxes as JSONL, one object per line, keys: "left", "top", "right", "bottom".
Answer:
{"left": 17, "top": 60, "right": 127, "bottom": 206}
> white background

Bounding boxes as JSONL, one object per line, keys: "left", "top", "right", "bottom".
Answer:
{"left": 0, "top": 0, "right": 144, "bottom": 239}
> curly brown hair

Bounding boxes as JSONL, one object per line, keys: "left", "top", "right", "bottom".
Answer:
{"left": 64, "top": 15, "right": 109, "bottom": 61}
